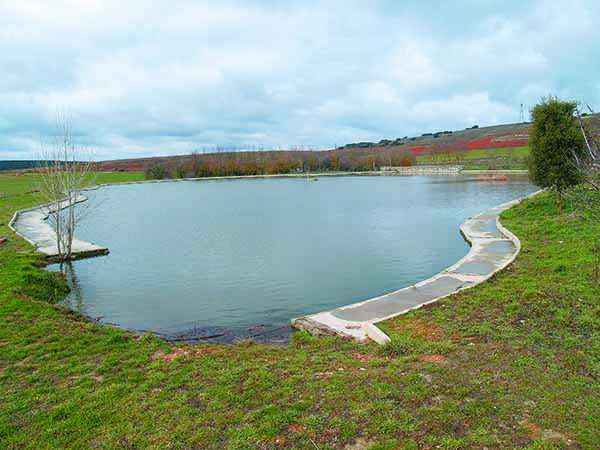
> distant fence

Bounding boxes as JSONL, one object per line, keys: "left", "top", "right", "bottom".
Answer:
{"left": 380, "top": 165, "right": 463, "bottom": 175}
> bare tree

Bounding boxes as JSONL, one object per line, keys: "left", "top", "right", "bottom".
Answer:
{"left": 38, "top": 115, "right": 95, "bottom": 261}
{"left": 575, "top": 104, "right": 600, "bottom": 189}
{"left": 567, "top": 104, "right": 600, "bottom": 282}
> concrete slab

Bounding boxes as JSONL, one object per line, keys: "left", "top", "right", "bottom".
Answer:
{"left": 452, "top": 260, "right": 496, "bottom": 276}
{"left": 9, "top": 196, "right": 108, "bottom": 260}
{"left": 291, "top": 190, "right": 543, "bottom": 344}
{"left": 331, "top": 276, "right": 472, "bottom": 322}
{"left": 479, "top": 240, "right": 515, "bottom": 254}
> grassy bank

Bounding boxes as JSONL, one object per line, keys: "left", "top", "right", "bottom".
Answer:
{"left": 1, "top": 173, "right": 599, "bottom": 449}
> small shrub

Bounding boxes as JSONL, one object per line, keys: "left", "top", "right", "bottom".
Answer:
{"left": 398, "top": 155, "right": 414, "bottom": 167}
{"left": 173, "top": 164, "right": 187, "bottom": 179}
{"left": 144, "top": 163, "right": 167, "bottom": 180}
{"left": 380, "top": 335, "right": 416, "bottom": 356}
{"left": 106, "top": 333, "right": 129, "bottom": 345}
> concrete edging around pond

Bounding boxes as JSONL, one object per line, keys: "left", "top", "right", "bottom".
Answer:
{"left": 8, "top": 196, "right": 109, "bottom": 260}
{"left": 290, "top": 190, "right": 543, "bottom": 345}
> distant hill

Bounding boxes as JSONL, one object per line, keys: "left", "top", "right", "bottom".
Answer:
{"left": 340, "top": 113, "right": 600, "bottom": 156}
{"left": 94, "top": 118, "right": 543, "bottom": 173}
{"left": 338, "top": 121, "right": 530, "bottom": 156}
{"left": 5, "top": 114, "right": 600, "bottom": 174}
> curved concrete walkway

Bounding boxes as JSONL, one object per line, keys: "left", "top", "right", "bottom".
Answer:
{"left": 8, "top": 196, "right": 108, "bottom": 260}
{"left": 291, "top": 192, "right": 540, "bottom": 345}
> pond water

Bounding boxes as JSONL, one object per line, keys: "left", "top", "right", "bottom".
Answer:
{"left": 53, "top": 176, "right": 536, "bottom": 341}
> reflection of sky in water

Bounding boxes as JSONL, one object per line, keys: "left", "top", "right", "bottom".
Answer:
{"left": 50, "top": 176, "right": 537, "bottom": 334}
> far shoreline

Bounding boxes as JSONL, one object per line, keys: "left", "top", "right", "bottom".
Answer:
{"left": 100, "top": 167, "right": 529, "bottom": 185}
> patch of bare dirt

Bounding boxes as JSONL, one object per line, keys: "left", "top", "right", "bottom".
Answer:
{"left": 313, "top": 371, "right": 334, "bottom": 380}
{"left": 271, "top": 436, "right": 287, "bottom": 447}
{"left": 287, "top": 424, "right": 307, "bottom": 434}
{"left": 344, "top": 437, "right": 376, "bottom": 450}
{"left": 350, "top": 351, "right": 373, "bottom": 362}
{"left": 418, "top": 354, "right": 448, "bottom": 365}
{"left": 521, "top": 421, "right": 542, "bottom": 439}
{"left": 388, "top": 318, "right": 444, "bottom": 341}
{"left": 154, "top": 346, "right": 219, "bottom": 363}
{"left": 541, "top": 429, "right": 571, "bottom": 445}
{"left": 322, "top": 428, "right": 339, "bottom": 442}
{"left": 90, "top": 374, "right": 104, "bottom": 383}
{"left": 187, "top": 396, "right": 205, "bottom": 409}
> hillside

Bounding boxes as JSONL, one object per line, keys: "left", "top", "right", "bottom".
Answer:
{"left": 340, "top": 121, "right": 530, "bottom": 155}
{"left": 4, "top": 113, "right": 599, "bottom": 174}
{"left": 96, "top": 121, "right": 533, "bottom": 172}
{"left": 96, "top": 114, "right": 599, "bottom": 173}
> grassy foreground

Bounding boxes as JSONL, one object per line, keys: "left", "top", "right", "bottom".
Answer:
{"left": 1, "top": 173, "right": 599, "bottom": 449}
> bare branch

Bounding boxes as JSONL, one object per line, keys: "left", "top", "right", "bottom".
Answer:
{"left": 37, "top": 115, "right": 96, "bottom": 261}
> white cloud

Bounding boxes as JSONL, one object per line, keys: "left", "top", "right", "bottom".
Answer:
{"left": 389, "top": 43, "right": 446, "bottom": 89}
{"left": 1, "top": 0, "right": 599, "bottom": 159}
{"left": 412, "top": 92, "right": 515, "bottom": 125}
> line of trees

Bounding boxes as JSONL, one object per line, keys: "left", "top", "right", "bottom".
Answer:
{"left": 422, "top": 149, "right": 466, "bottom": 165}
{"left": 144, "top": 147, "right": 416, "bottom": 180}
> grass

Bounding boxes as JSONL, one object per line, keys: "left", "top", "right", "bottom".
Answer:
{"left": 0, "top": 171, "right": 145, "bottom": 198}
{"left": 417, "top": 146, "right": 530, "bottom": 170}
{"left": 1, "top": 172, "right": 599, "bottom": 449}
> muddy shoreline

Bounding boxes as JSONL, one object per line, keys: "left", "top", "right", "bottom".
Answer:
{"left": 80, "top": 311, "right": 293, "bottom": 345}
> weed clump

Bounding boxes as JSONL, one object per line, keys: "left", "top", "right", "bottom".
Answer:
{"left": 19, "top": 264, "right": 69, "bottom": 303}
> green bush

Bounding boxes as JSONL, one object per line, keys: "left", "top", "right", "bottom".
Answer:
{"left": 144, "top": 163, "right": 167, "bottom": 180}
{"left": 528, "top": 97, "right": 586, "bottom": 209}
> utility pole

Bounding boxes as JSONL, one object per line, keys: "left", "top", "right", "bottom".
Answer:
{"left": 519, "top": 103, "right": 525, "bottom": 123}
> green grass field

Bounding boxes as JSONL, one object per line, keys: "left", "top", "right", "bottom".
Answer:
{"left": 0, "top": 172, "right": 599, "bottom": 449}
{"left": 0, "top": 171, "right": 145, "bottom": 198}
{"left": 417, "top": 146, "right": 530, "bottom": 170}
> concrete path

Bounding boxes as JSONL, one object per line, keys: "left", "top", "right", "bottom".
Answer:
{"left": 291, "top": 194, "right": 537, "bottom": 344}
{"left": 9, "top": 196, "right": 108, "bottom": 260}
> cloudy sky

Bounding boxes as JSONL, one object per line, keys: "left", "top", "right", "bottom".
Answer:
{"left": 1, "top": 0, "right": 599, "bottom": 160}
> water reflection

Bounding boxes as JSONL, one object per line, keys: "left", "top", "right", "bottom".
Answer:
{"left": 56, "top": 261, "right": 86, "bottom": 314}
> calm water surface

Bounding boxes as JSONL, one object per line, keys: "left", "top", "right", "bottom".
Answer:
{"left": 54, "top": 176, "right": 536, "bottom": 336}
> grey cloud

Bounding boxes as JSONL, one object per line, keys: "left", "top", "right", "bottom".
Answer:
{"left": 1, "top": 0, "right": 599, "bottom": 159}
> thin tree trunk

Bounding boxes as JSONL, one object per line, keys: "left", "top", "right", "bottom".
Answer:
{"left": 67, "top": 191, "right": 75, "bottom": 259}
{"left": 55, "top": 202, "right": 62, "bottom": 259}
{"left": 595, "top": 238, "right": 600, "bottom": 284}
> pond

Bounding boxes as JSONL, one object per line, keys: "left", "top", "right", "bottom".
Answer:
{"left": 53, "top": 176, "right": 537, "bottom": 342}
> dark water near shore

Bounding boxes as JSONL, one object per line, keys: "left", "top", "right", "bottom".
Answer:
{"left": 51, "top": 176, "right": 536, "bottom": 342}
